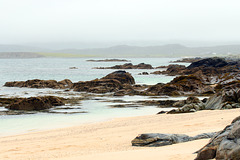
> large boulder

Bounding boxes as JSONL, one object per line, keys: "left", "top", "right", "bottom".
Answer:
{"left": 101, "top": 70, "right": 135, "bottom": 85}
{"left": 132, "top": 132, "right": 215, "bottom": 147}
{"left": 73, "top": 71, "right": 135, "bottom": 93}
{"left": 195, "top": 116, "right": 240, "bottom": 160}
{"left": 205, "top": 87, "right": 240, "bottom": 110}
{"left": 6, "top": 96, "right": 64, "bottom": 111}
{"left": 72, "top": 79, "right": 123, "bottom": 93}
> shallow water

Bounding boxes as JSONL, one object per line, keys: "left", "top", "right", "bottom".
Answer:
{"left": 0, "top": 57, "right": 192, "bottom": 136}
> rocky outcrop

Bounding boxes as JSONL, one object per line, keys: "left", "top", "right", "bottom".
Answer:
{"left": 152, "top": 64, "right": 187, "bottom": 76}
{"left": 205, "top": 88, "right": 240, "bottom": 110}
{"left": 153, "top": 58, "right": 240, "bottom": 78}
{"left": 4, "top": 71, "right": 135, "bottom": 94}
{"left": 195, "top": 116, "right": 240, "bottom": 160}
{"left": 72, "top": 79, "right": 123, "bottom": 93}
{"left": 187, "top": 57, "right": 228, "bottom": 69}
{"left": 132, "top": 132, "right": 215, "bottom": 147}
{"left": 6, "top": 96, "right": 64, "bottom": 111}
{"left": 166, "top": 87, "right": 240, "bottom": 114}
{"left": 170, "top": 57, "right": 202, "bottom": 63}
{"left": 4, "top": 79, "right": 73, "bottom": 89}
{"left": 94, "top": 63, "right": 154, "bottom": 69}
{"left": 72, "top": 71, "right": 135, "bottom": 93}
{"left": 147, "top": 75, "right": 214, "bottom": 96}
{"left": 101, "top": 70, "right": 135, "bottom": 85}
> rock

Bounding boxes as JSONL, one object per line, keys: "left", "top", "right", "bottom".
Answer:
{"left": 73, "top": 71, "right": 135, "bottom": 94}
{"left": 101, "top": 70, "right": 135, "bottom": 85}
{"left": 73, "top": 79, "right": 123, "bottom": 93}
{"left": 157, "top": 111, "right": 166, "bottom": 114}
{"left": 156, "top": 57, "right": 240, "bottom": 79}
{"left": 147, "top": 75, "right": 213, "bottom": 96}
{"left": 187, "top": 57, "right": 228, "bottom": 69}
{"left": 138, "top": 100, "right": 178, "bottom": 108}
{"left": 4, "top": 79, "right": 73, "bottom": 89}
{"left": 95, "top": 63, "right": 154, "bottom": 69}
{"left": 171, "top": 57, "right": 202, "bottom": 63}
{"left": 132, "top": 132, "right": 215, "bottom": 147}
{"left": 6, "top": 96, "right": 64, "bottom": 111}
{"left": 131, "top": 133, "right": 191, "bottom": 147}
{"left": 195, "top": 116, "right": 240, "bottom": 160}
{"left": 167, "top": 103, "right": 204, "bottom": 114}
{"left": 205, "top": 88, "right": 240, "bottom": 110}
{"left": 173, "top": 96, "right": 201, "bottom": 108}
{"left": 69, "top": 67, "right": 78, "bottom": 69}
{"left": 138, "top": 72, "right": 149, "bottom": 75}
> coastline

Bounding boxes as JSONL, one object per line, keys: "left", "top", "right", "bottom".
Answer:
{"left": 1, "top": 108, "right": 240, "bottom": 160}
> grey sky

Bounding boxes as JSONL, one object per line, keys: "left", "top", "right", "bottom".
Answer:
{"left": 0, "top": 0, "right": 240, "bottom": 45}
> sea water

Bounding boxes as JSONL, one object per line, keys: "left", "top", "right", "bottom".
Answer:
{"left": 0, "top": 58, "right": 191, "bottom": 136}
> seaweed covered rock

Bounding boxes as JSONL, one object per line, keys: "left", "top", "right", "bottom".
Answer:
{"left": 4, "top": 79, "right": 73, "bottom": 89}
{"left": 101, "top": 70, "right": 135, "bottom": 85}
{"left": 187, "top": 57, "right": 228, "bottom": 69}
{"left": 195, "top": 116, "right": 240, "bottom": 160}
{"left": 73, "top": 79, "right": 123, "bottom": 93}
{"left": 6, "top": 96, "right": 64, "bottom": 111}
{"left": 73, "top": 71, "right": 135, "bottom": 93}
{"left": 147, "top": 75, "right": 213, "bottom": 96}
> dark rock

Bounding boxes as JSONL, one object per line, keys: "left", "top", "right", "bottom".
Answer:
{"left": 138, "top": 100, "right": 178, "bottom": 108}
{"left": 4, "top": 79, "right": 73, "bottom": 89}
{"left": 157, "top": 111, "right": 166, "bottom": 114}
{"left": 69, "top": 67, "right": 78, "bottom": 69}
{"left": 6, "top": 96, "right": 64, "bottom": 111}
{"left": 171, "top": 57, "right": 202, "bottom": 63}
{"left": 73, "top": 79, "right": 123, "bottom": 93}
{"left": 101, "top": 70, "right": 135, "bottom": 85}
{"left": 138, "top": 72, "right": 149, "bottom": 75}
{"left": 73, "top": 71, "right": 135, "bottom": 94}
{"left": 195, "top": 116, "right": 240, "bottom": 160}
{"left": 132, "top": 132, "right": 215, "bottom": 147}
{"left": 147, "top": 75, "right": 213, "bottom": 96}
{"left": 95, "top": 63, "right": 154, "bottom": 69}
{"left": 188, "top": 57, "right": 228, "bottom": 69}
{"left": 131, "top": 133, "right": 191, "bottom": 147}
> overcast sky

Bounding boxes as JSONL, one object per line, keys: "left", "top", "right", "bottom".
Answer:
{"left": 0, "top": 0, "right": 240, "bottom": 46}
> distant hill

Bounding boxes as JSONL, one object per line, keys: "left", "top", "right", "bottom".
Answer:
{"left": 55, "top": 44, "right": 240, "bottom": 57}
{"left": 0, "top": 44, "right": 240, "bottom": 58}
{"left": 0, "top": 52, "right": 45, "bottom": 58}
{"left": 0, "top": 44, "right": 49, "bottom": 52}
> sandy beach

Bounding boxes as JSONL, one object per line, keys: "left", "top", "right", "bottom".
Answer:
{"left": 1, "top": 108, "right": 240, "bottom": 160}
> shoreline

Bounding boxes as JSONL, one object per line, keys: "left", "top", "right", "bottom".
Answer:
{"left": 1, "top": 109, "right": 240, "bottom": 160}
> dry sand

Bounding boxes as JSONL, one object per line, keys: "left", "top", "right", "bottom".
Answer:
{"left": 1, "top": 108, "right": 240, "bottom": 160}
